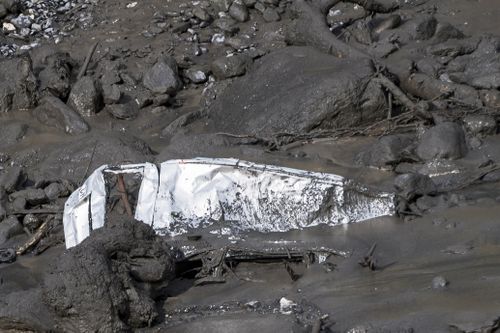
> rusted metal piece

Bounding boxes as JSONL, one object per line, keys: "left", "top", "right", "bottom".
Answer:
{"left": 117, "top": 174, "right": 133, "bottom": 217}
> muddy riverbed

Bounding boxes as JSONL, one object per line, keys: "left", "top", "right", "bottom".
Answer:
{"left": 1, "top": 0, "right": 500, "bottom": 331}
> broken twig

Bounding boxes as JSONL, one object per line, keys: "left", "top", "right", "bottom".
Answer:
{"left": 117, "top": 174, "right": 133, "bottom": 217}
{"left": 77, "top": 41, "right": 98, "bottom": 80}
{"left": 16, "top": 215, "right": 54, "bottom": 255}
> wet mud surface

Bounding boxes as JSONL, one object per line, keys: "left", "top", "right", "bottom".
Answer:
{"left": 1, "top": 0, "right": 500, "bottom": 331}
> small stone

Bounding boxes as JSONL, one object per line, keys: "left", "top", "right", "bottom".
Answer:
{"left": 211, "top": 0, "right": 233, "bottom": 12}
{"left": 416, "top": 122, "right": 467, "bottom": 161}
{"left": 462, "top": 115, "right": 497, "bottom": 137}
{"left": 432, "top": 276, "right": 448, "bottom": 289}
{"left": 172, "top": 21, "right": 191, "bottom": 34}
{"left": 211, "top": 54, "right": 250, "bottom": 79}
{"left": 11, "top": 197, "right": 26, "bottom": 211}
{"left": 68, "top": 76, "right": 102, "bottom": 117}
{"left": 105, "top": 102, "right": 139, "bottom": 120}
{"left": 2, "top": 22, "right": 15, "bottom": 32}
{"left": 184, "top": 68, "right": 208, "bottom": 83}
{"left": 44, "top": 182, "right": 65, "bottom": 200}
{"left": 151, "top": 106, "right": 168, "bottom": 114}
{"left": 0, "top": 122, "right": 28, "bottom": 148}
{"left": 152, "top": 94, "right": 170, "bottom": 106}
{"left": 229, "top": 1, "right": 249, "bottom": 22}
{"left": 262, "top": 7, "right": 280, "bottom": 22}
{"left": 143, "top": 56, "right": 182, "bottom": 95}
{"left": 102, "top": 84, "right": 122, "bottom": 104}
{"left": 0, "top": 216, "right": 23, "bottom": 245}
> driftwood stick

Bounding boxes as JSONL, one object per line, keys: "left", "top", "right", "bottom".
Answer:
{"left": 373, "top": 74, "right": 417, "bottom": 111}
{"left": 16, "top": 216, "right": 53, "bottom": 255}
{"left": 77, "top": 41, "right": 98, "bottom": 80}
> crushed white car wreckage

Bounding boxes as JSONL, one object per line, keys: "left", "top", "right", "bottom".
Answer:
{"left": 63, "top": 158, "right": 396, "bottom": 248}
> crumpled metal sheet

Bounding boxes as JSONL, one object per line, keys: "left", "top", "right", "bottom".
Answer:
{"left": 63, "top": 158, "right": 395, "bottom": 248}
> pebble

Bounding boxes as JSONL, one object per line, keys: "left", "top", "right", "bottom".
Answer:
{"left": 432, "top": 276, "right": 448, "bottom": 289}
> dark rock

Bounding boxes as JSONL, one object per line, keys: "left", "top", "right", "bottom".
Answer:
{"left": 67, "top": 76, "right": 102, "bottom": 117}
{"left": 462, "top": 115, "right": 497, "bottom": 137}
{"left": 23, "top": 213, "right": 42, "bottom": 232}
{"left": 432, "top": 22, "right": 464, "bottom": 43}
{"left": 143, "top": 56, "right": 182, "bottom": 95}
{"left": 243, "top": 0, "right": 256, "bottom": 7}
{"left": 152, "top": 94, "right": 171, "bottom": 106}
{"left": 10, "top": 188, "right": 48, "bottom": 206}
{"left": 38, "top": 53, "right": 72, "bottom": 99}
{"left": 207, "top": 47, "right": 386, "bottom": 137}
{"left": 102, "top": 84, "right": 121, "bottom": 104}
{"left": 356, "top": 135, "right": 414, "bottom": 168}
{"left": 211, "top": 54, "right": 251, "bottom": 79}
{"left": 2, "top": 0, "right": 20, "bottom": 13}
{"left": 98, "top": 60, "right": 124, "bottom": 86}
{"left": 229, "top": 1, "right": 249, "bottom": 22}
{"left": 171, "top": 21, "right": 191, "bottom": 34}
{"left": 394, "top": 173, "right": 437, "bottom": 200}
{"left": 0, "top": 122, "right": 28, "bottom": 148}
{"left": 105, "top": 102, "right": 139, "bottom": 120}
{"left": 0, "top": 216, "right": 23, "bottom": 245}
{"left": 0, "top": 166, "right": 23, "bottom": 193}
{"left": 11, "top": 197, "right": 26, "bottom": 211}
{"left": 416, "top": 57, "right": 443, "bottom": 78}
{"left": 0, "top": 56, "right": 37, "bottom": 112}
{"left": 327, "top": 3, "right": 367, "bottom": 29}
{"left": 262, "top": 7, "right": 280, "bottom": 22}
{"left": 33, "top": 95, "right": 90, "bottom": 135}
{"left": 416, "top": 122, "right": 468, "bottom": 160}
{"left": 184, "top": 67, "right": 208, "bottom": 83}
{"left": 44, "top": 182, "right": 65, "bottom": 200}
{"left": 43, "top": 217, "right": 175, "bottom": 331}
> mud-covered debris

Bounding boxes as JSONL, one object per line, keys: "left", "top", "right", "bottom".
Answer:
{"left": 43, "top": 216, "right": 175, "bottom": 332}
{"left": 0, "top": 166, "right": 22, "bottom": 193}
{"left": 105, "top": 102, "right": 139, "bottom": 120}
{"left": 0, "top": 122, "right": 27, "bottom": 148}
{"left": 0, "top": 247, "right": 16, "bottom": 263}
{"left": 37, "top": 52, "right": 72, "bottom": 99}
{"left": 416, "top": 122, "right": 468, "bottom": 161}
{"left": 462, "top": 115, "right": 497, "bottom": 137}
{"left": 102, "top": 84, "right": 121, "bottom": 104}
{"left": 356, "top": 134, "right": 414, "bottom": 168}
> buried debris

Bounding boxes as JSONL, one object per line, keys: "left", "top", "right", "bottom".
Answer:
{"left": 63, "top": 158, "right": 396, "bottom": 248}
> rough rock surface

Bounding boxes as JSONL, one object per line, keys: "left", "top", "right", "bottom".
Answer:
{"left": 33, "top": 95, "right": 90, "bottom": 134}
{"left": 143, "top": 56, "right": 182, "bottom": 95}
{"left": 43, "top": 216, "right": 175, "bottom": 332}
{"left": 207, "top": 46, "right": 385, "bottom": 136}
{"left": 416, "top": 122, "right": 468, "bottom": 161}
{"left": 67, "top": 76, "right": 101, "bottom": 117}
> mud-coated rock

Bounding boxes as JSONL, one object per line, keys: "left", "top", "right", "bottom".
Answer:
{"left": 184, "top": 67, "right": 208, "bottom": 83}
{"left": 0, "top": 216, "right": 23, "bottom": 245}
{"left": 462, "top": 115, "right": 497, "bottom": 137}
{"left": 0, "top": 56, "right": 37, "bottom": 112}
{"left": 10, "top": 188, "right": 48, "bottom": 206}
{"left": 207, "top": 46, "right": 385, "bottom": 136}
{"left": 67, "top": 76, "right": 101, "bottom": 117}
{"left": 143, "top": 56, "right": 182, "bottom": 95}
{"left": 416, "top": 122, "right": 467, "bottom": 160}
{"left": 229, "top": 0, "right": 249, "bottom": 22}
{"left": 105, "top": 102, "right": 139, "bottom": 120}
{"left": 102, "top": 84, "right": 121, "bottom": 104}
{"left": 0, "top": 166, "right": 23, "bottom": 193}
{"left": 211, "top": 54, "right": 250, "bottom": 79}
{"left": 33, "top": 95, "right": 89, "bottom": 135}
{"left": 357, "top": 135, "right": 414, "bottom": 168}
{"left": 43, "top": 217, "right": 175, "bottom": 332}
{"left": 38, "top": 53, "right": 72, "bottom": 99}
{"left": 394, "top": 173, "right": 437, "bottom": 200}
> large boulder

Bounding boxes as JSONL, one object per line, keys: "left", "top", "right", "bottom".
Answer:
{"left": 206, "top": 46, "right": 385, "bottom": 136}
